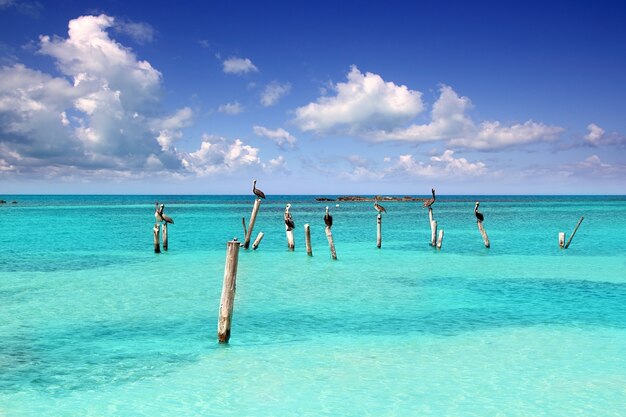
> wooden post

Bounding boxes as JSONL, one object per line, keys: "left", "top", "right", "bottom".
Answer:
{"left": 428, "top": 207, "right": 438, "bottom": 247}
{"left": 242, "top": 217, "right": 247, "bottom": 238}
{"left": 153, "top": 223, "right": 161, "bottom": 253}
{"left": 436, "top": 229, "right": 444, "bottom": 249}
{"left": 161, "top": 222, "right": 168, "bottom": 251}
{"left": 218, "top": 239, "right": 240, "bottom": 343}
{"left": 376, "top": 214, "right": 382, "bottom": 248}
{"left": 558, "top": 232, "right": 565, "bottom": 248}
{"left": 304, "top": 224, "right": 312, "bottom": 256}
{"left": 477, "top": 221, "right": 490, "bottom": 248}
{"left": 325, "top": 226, "right": 337, "bottom": 260}
{"left": 285, "top": 225, "right": 295, "bottom": 250}
{"left": 252, "top": 232, "right": 264, "bottom": 250}
{"left": 243, "top": 198, "right": 261, "bottom": 249}
{"left": 564, "top": 216, "right": 584, "bottom": 249}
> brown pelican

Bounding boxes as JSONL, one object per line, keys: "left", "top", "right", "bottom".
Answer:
{"left": 324, "top": 206, "right": 333, "bottom": 227}
{"left": 474, "top": 201, "right": 484, "bottom": 222}
{"left": 374, "top": 197, "right": 387, "bottom": 214}
{"left": 155, "top": 202, "right": 174, "bottom": 224}
{"left": 252, "top": 179, "right": 266, "bottom": 199}
{"left": 284, "top": 203, "right": 295, "bottom": 231}
{"left": 423, "top": 188, "right": 436, "bottom": 208}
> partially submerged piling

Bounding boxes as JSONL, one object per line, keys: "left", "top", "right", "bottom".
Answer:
{"left": 243, "top": 198, "right": 261, "bottom": 249}
{"left": 474, "top": 202, "right": 490, "bottom": 248}
{"left": 562, "top": 216, "right": 584, "bottom": 249}
{"left": 377, "top": 214, "right": 382, "bottom": 248}
{"left": 305, "top": 224, "right": 312, "bottom": 256}
{"left": 428, "top": 208, "right": 438, "bottom": 247}
{"left": 252, "top": 232, "right": 264, "bottom": 250}
{"left": 284, "top": 204, "right": 295, "bottom": 250}
{"left": 161, "top": 223, "right": 168, "bottom": 251}
{"left": 218, "top": 239, "right": 240, "bottom": 343}
{"left": 153, "top": 223, "right": 160, "bottom": 253}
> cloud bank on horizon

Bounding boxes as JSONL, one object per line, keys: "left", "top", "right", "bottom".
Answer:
{"left": 0, "top": 11, "right": 624, "bottom": 193}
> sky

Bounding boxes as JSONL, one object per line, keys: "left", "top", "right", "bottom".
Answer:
{"left": 0, "top": 0, "right": 625, "bottom": 195}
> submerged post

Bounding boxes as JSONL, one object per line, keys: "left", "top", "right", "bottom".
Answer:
{"left": 284, "top": 204, "right": 295, "bottom": 250}
{"left": 558, "top": 232, "right": 565, "bottom": 248}
{"left": 428, "top": 207, "right": 438, "bottom": 247}
{"left": 437, "top": 229, "right": 444, "bottom": 249}
{"left": 377, "top": 214, "right": 382, "bottom": 248}
{"left": 305, "top": 224, "right": 312, "bottom": 256}
{"left": 153, "top": 223, "right": 161, "bottom": 253}
{"left": 325, "top": 226, "right": 337, "bottom": 260}
{"left": 564, "top": 216, "right": 584, "bottom": 249}
{"left": 252, "top": 232, "right": 264, "bottom": 250}
{"left": 161, "top": 223, "right": 168, "bottom": 251}
{"left": 242, "top": 217, "right": 247, "bottom": 238}
{"left": 477, "top": 221, "right": 490, "bottom": 248}
{"left": 218, "top": 239, "right": 240, "bottom": 343}
{"left": 243, "top": 198, "right": 261, "bottom": 249}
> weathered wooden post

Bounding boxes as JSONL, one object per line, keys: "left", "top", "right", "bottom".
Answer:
{"left": 558, "top": 232, "right": 566, "bottom": 248}
{"left": 436, "top": 229, "right": 444, "bottom": 249}
{"left": 428, "top": 208, "right": 438, "bottom": 247}
{"left": 243, "top": 198, "right": 261, "bottom": 249}
{"left": 304, "top": 224, "right": 312, "bottom": 256}
{"left": 242, "top": 217, "right": 247, "bottom": 238}
{"left": 564, "top": 216, "right": 584, "bottom": 249}
{"left": 377, "top": 214, "right": 382, "bottom": 248}
{"left": 161, "top": 223, "right": 168, "bottom": 251}
{"left": 477, "top": 221, "right": 490, "bottom": 248}
{"left": 252, "top": 232, "right": 264, "bottom": 250}
{"left": 325, "top": 226, "right": 337, "bottom": 260}
{"left": 218, "top": 239, "right": 240, "bottom": 343}
{"left": 153, "top": 223, "right": 161, "bottom": 253}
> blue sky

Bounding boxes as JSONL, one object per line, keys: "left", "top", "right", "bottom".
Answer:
{"left": 1, "top": 0, "right": 625, "bottom": 195}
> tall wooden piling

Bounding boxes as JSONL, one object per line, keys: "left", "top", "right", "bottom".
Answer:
{"left": 218, "top": 239, "right": 240, "bottom": 343}
{"left": 252, "top": 232, "right": 264, "bottom": 250}
{"left": 242, "top": 217, "right": 247, "bottom": 238}
{"left": 161, "top": 223, "right": 168, "bottom": 251}
{"left": 304, "top": 224, "right": 312, "bottom": 256}
{"left": 376, "top": 214, "right": 382, "bottom": 248}
{"left": 558, "top": 232, "right": 565, "bottom": 248}
{"left": 325, "top": 226, "right": 337, "bottom": 260}
{"left": 428, "top": 207, "right": 438, "bottom": 247}
{"left": 285, "top": 226, "right": 295, "bottom": 250}
{"left": 564, "top": 216, "right": 584, "bottom": 249}
{"left": 477, "top": 221, "right": 490, "bottom": 248}
{"left": 243, "top": 198, "right": 261, "bottom": 249}
{"left": 153, "top": 223, "right": 161, "bottom": 253}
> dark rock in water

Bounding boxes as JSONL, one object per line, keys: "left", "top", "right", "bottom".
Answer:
{"left": 11, "top": 201, "right": 17, "bottom": 204}
{"left": 316, "top": 197, "right": 336, "bottom": 202}
{"left": 0, "top": 200, "right": 6, "bottom": 204}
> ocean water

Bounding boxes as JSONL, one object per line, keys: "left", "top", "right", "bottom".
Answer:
{"left": 1, "top": 195, "right": 625, "bottom": 416}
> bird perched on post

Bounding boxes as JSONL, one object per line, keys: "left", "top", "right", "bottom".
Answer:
{"left": 324, "top": 206, "right": 333, "bottom": 228}
{"left": 374, "top": 197, "right": 387, "bottom": 214}
{"left": 423, "top": 188, "right": 436, "bottom": 208}
{"left": 155, "top": 202, "right": 174, "bottom": 224}
{"left": 474, "top": 201, "right": 484, "bottom": 222}
{"left": 284, "top": 203, "right": 295, "bottom": 231}
{"left": 252, "top": 179, "right": 266, "bottom": 199}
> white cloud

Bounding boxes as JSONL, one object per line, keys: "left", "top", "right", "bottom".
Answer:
{"left": 180, "top": 134, "right": 261, "bottom": 175}
{"left": 293, "top": 65, "right": 423, "bottom": 134}
{"left": 253, "top": 125, "right": 297, "bottom": 149}
{"left": 261, "top": 81, "right": 291, "bottom": 106}
{"left": 585, "top": 123, "right": 605, "bottom": 145}
{"left": 218, "top": 102, "right": 244, "bottom": 115}
{"left": 113, "top": 19, "right": 156, "bottom": 44}
{"left": 372, "top": 85, "right": 563, "bottom": 150}
{"left": 386, "top": 149, "right": 487, "bottom": 178}
{"left": 222, "top": 57, "right": 258, "bottom": 74}
{"left": 264, "top": 155, "right": 289, "bottom": 173}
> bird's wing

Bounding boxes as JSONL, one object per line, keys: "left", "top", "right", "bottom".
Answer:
{"left": 161, "top": 213, "right": 174, "bottom": 224}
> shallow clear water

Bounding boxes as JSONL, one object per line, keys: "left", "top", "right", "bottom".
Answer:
{"left": 1, "top": 195, "right": 625, "bottom": 416}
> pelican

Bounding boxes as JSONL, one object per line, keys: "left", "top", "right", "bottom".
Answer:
{"left": 324, "top": 206, "right": 333, "bottom": 227}
{"left": 374, "top": 197, "right": 387, "bottom": 214}
{"left": 155, "top": 202, "right": 174, "bottom": 224}
{"left": 252, "top": 179, "right": 266, "bottom": 199}
{"left": 474, "top": 201, "right": 484, "bottom": 222}
{"left": 284, "top": 203, "right": 295, "bottom": 231}
{"left": 423, "top": 188, "right": 436, "bottom": 208}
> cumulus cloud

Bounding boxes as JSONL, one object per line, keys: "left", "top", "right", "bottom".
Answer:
{"left": 386, "top": 149, "right": 487, "bottom": 178}
{"left": 253, "top": 125, "right": 297, "bottom": 149}
{"left": 180, "top": 134, "right": 261, "bottom": 175}
{"left": 293, "top": 65, "right": 423, "bottom": 134}
{"left": 222, "top": 57, "right": 258, "bottom": 74}
{"left": 371, "top": 85, "right": 563, "bottom": 150}
{"left": 218, "top": 102, "right": 244, "bottom": 115}
{"left": 263, "top": 155, "right": 289, "bottom": 173}
{"left": 261, "top": 81, "right": 291, "bottom": 106}
{"left": 0, "top": 14, "right": 271, "bottom": 180}
{"left": 582, "top": 123, "right": 626, "bottom": 147}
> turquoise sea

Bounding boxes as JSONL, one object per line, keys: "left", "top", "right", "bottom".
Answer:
{"left": 1, "top": 195, "right": 625, "bottom": 416}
